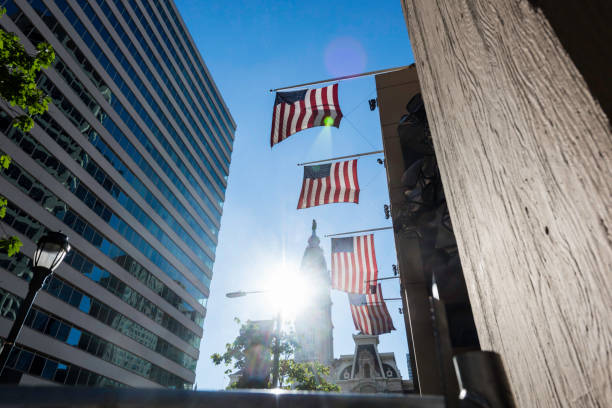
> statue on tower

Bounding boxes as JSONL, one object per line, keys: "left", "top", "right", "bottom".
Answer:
{"left": 294, "top": 220, "right": 334, "bottom": 365}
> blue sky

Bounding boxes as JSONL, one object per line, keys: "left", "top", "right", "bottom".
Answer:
{"left": 174, "top": 0, "right": 415, "bottom": 390}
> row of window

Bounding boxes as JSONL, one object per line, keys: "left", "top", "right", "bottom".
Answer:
{"left": 7, "top": 89, "right": 218, "bottom": 260}
{"left": 2, "top": 112, "right": 214, "bottom": 294}
{"left": 2, "top": 342, "right": 124, "bottom": 387}
{"left": 0, "top": 158, "right": 208, "bottom": 327}
{"left": 81, "top": 0, "right": 230, "bottom": 188}
{"left": 21, "top": 0, "right": 225, "bottom": 222}
{"left": 135, "top": 0, "right": 233, "bottom": 156}
{"left": 0, "top": 120, "right": 205, "bottom": 325}
{"left": 39, "top": 65, "right": 220, "bottom": 239}
{"left": 60, "top": 0, "right": 228, "bottom": 201}
{"left": 0, "top": 199, "right": 202, "bottom": 348}
{"left": 63, "top": 250, "right": 202, "bottom": 346}
{"left": 113, "top": 0, "right": 232, "bottom": 159}
{"left": 6, "top": 0, "right": 222, "bottom": 253}
{"left": 156, "top": 0, "right": 235, "bottom": 139}
{"left": 2, "top": 135, "right": 211, "bottom": 301}
{"left": 0, "top": 287, "right": 192, "bottom": 388}
{"left": 99, "top": 0, "right": 230, "bottom": 168}
{"left": 0, "top": 251, "right": 197, "bottom": 371}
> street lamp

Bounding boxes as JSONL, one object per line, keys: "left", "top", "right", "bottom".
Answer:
{"left": 225, "top": 290, "right": 266, "bottom": 298}
{"left": 225, "top": 290, "right": 282, "bottom": 388}
{"left": 0, "top": 231, "right": 70, "bottom": 378}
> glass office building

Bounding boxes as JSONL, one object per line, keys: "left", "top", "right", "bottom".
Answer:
{"left": 0, "top": 0, "right": 235, "bottom": 388}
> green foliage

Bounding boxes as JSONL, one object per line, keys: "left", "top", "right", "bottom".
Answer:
{"left": 0, "top": 196, "right": 6, "bottom": 218}
{"left": 279, "top": 360, "right": 340, "bottom": 392}
{"left": 212, "top": 319, "right": 339, "bottom": 391}
{"left": 0, "top": 154, "right": 10, "bottom": 169}
{"left": 211, "top": 319, "right": 279, "bottom": 377}
{"left": 0, "top": 153, "right": 22, "bottom": 256}
{"left": 0, "top": 7, "right": 55, "bottom": 132}
{"left": 0, "top": 235, "right": 22, "bottom": 256}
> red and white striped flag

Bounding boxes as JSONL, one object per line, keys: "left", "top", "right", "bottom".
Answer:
{"left": 270, "top": 83, "right": 342, "bottom": 147}
{"left": 331, "top": 234, "right": 378, "bottom": 294}
{"left": 349, "top": 284, "right": 395, "bottom": 335}
{"left": 297, "top": 159, "right": 359, "bottom": 209}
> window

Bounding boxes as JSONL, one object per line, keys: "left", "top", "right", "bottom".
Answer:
{"left": 65, "top": 366, "right": 80, "bottom": 385}
{"left": 69, "top": 290, "right": 82, "bottom": 307}
{"left": 16, "top": 350, "right": 33, "bottom": 372}
{"left": 59, "top": 285, "right": 72, "bottom": 302}
{"left": 32, "top": 312, "right": 49, "bottom": 331}
{"left": 57, "top": 323, "right": 70, "bottom": 342}
{"left": 54, "top": 363, "right": 68, "bottom": 383}
{"left": 66, "top": 327, "right": 82, "bottom": 346}
{"left": 44, "top": 318, "right": 61, "bottom": 337}
{"left": 28, "top": 355, "right": 45, "bottom": 376}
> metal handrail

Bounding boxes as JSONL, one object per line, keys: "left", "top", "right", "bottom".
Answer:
{"left": 0, "top": 387, "right": 445, "bottom": 408}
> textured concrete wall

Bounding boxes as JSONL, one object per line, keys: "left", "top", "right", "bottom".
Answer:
{"left": 401, "top": 1, "right": 612, "bottom": 406}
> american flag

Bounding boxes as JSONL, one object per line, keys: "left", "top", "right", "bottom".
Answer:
{"left": 270, "top": 83, "right": 342, "bottom": 147}
{"left": 297, "top": 159, "right": 359, "bottom": 209}
{"left": 331, "top": 234, "right": 378, "bottom": 294}
{"left": 348, "top": 284, "right": 395, "bottom": 335}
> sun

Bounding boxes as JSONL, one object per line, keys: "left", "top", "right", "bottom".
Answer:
{"left": 262, "top": 267, "right": 316, "bottom": 322}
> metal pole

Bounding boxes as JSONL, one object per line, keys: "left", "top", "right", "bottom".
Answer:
{"left": 297, "top": 150, "right": 383, "bottom": 166}
{"left": 365, "top": 276, "right": 400, "bottom": 283}
{"left": 0, "top": 267, "right": 52, "bottom": 378}
{"left": 453, "top": 351, "right": 517, "bottom": 407}
{"left": 271, "top": 312, "right": 281, "bottom": 388}
{"left": 270, "top": 65, "right": 412, "bottom": 92}
{"left": 324, "top": 226, "right": 392, "bottom": 238}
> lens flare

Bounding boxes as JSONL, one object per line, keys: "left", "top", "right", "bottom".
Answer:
{"left": 262, "top": 266, "right": 315, "bottom": 322}
{"left": 324, "top": 36, "right": 367, "bottom": 77}
{"left": 323, "top": 116, "right": 334, "bottom": 127}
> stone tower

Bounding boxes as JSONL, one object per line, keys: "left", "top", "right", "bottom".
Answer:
{"left": 294, "top": 220, "right": 334, "bottom": 365}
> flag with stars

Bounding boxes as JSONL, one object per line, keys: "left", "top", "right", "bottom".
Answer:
{"left": 270, "top": 83, "right": 342, "bottom": 147}
{"left": 297, "top": 159, "right": 359, "bottom": 209}
{"left": 348, "top": 284, "right": 395, "bottom": 335}
{"left": 331, "top": 234, "right": 378, "bottom": 294}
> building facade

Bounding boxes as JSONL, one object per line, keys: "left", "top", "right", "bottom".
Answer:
{"left": 374, "top": 66, "right": 479, "bottom": 395}
{"left": 293, "top": 220, "right": 333, "bottom": 366}
{"left": 0, "top": 0, "right": 235, "bottom": 388}
{"left": 330, "top": 334, "right": 411, "bottom": 393}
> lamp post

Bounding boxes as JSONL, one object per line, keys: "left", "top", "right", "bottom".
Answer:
{"left": 225, "top": 290, "right": 282, "bottom": 388}
{"left": 0, "top": 231, "right": 70, "bottom": 377}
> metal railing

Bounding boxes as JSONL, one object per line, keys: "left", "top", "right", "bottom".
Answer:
{"left": 0, "top": 387, "right": 444, "bottom": 408}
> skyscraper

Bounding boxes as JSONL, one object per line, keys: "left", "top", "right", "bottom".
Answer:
{"left": 0, "top": 0, "right": 234, "bottom": 388}
{"left": 294, "top": 220, "right": 333, "bottom": 365}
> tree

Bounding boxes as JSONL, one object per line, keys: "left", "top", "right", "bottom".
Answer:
{"left": 0, "top": 154, "right": 21, "bottom": 257}
{"left": 279, "top": 359, "right": 340, "bottom": 392}
{"left": 0, "top": 7, "right": 55, "bottom": 257}
{"left": 211, "top": 318, "right": 340, "bottom": 391}
{"left": 0, "top": 7, "right": 55, "bottom": 132}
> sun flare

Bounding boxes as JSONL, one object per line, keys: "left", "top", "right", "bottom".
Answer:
{"left": 262, "top": 267, "right": 316, "bottom": 322}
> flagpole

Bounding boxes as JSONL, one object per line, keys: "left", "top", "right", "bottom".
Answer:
{"left": 324, "top": 226, "right": 392, "bottom": 238}
{"left": 297, "top": 150, "right": 383, "bottom": 166}
{"left": 365, "top": 276, "right": 400, "bottom": 283}
{"left": 270, "top": 65, "right": 413, "bottom": 92}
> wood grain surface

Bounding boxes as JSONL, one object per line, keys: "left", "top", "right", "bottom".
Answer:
{"left": 401, "top": 1, "right": 612, "bottom": 406}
